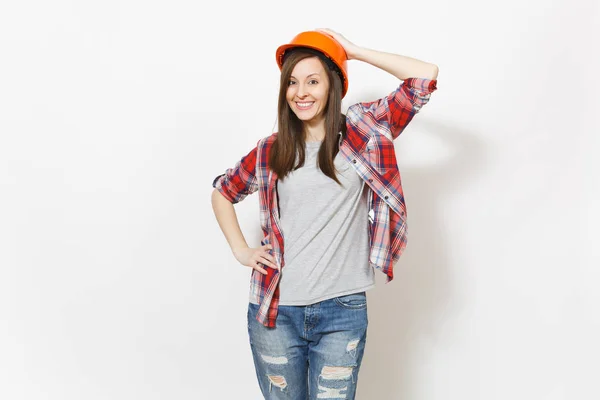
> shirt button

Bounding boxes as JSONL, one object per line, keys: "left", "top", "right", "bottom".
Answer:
{"left": 352, "top": 159, "right": 357, "bottom": 163}
{"left": 368, "top": 178, "right": 373, "bottom": 183}
{"left": 384, "top": 195, "right": 389, "bottom": 199}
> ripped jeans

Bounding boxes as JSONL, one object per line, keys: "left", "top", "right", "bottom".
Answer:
{"left": 247, "top": 292, "right": 368, "bottom": 399}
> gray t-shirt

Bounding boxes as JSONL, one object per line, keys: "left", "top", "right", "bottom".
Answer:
{"left": 250, "top": 140, "right": 375, "bottom": 305}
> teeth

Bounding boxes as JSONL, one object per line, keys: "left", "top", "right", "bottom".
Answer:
{"left": 297, "top": 102, "right": 314, "bottom": 107}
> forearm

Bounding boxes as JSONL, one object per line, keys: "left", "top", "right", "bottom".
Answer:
{"left": 351, "top": 47, "right": 438, "bottom": 81}
{"left": 211, "top": 189, "right": 249, "bottom": 253}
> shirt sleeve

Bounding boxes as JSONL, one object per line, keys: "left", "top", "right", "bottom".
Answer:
{"left": 351, "top": 77, "right": 438, "bottom": 141}
{"left": 211, "top": 144, "right": 259, "bottom": 204}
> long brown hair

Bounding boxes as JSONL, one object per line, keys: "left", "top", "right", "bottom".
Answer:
{"left": 268, "top": 49, "right": 347, "bottom": 185}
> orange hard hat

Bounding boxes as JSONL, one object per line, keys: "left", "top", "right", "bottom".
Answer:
{"left": 276, "top": 30, "right": 349, "bottom": 98}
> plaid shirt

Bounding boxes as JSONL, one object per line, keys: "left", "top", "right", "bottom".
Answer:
{"left": 212, "top": 78, "right": 438, "bottom": 327}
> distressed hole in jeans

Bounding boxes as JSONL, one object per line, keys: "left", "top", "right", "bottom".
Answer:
{"left": 346, "top": 339, "right": 360, "bottom": 357}
{"left": 317, "top": 383, "right": 348, "bottom": 399}
{"left": 260, "top": 354, "right": 288, "bottom": 365}
{"left": 267, "top": 375, "right": 287, "bottom": 390}
{"left": 320, "top": 366, "right": 353, "bottom": 380}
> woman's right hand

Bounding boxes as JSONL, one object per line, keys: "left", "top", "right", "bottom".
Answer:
{"left": 232, "top": 244, "right": 278, "bottom": 275}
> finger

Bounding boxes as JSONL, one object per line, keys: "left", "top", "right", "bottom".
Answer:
{"left": 267, "top": 254, "right": 278, "bottom": 268}
{"left": 322, "top": 28, "right": 338, "bottom": 36}
{"left": 261, "top": 251, "right": 277, "bottom": 263}
{"left": 258, "top": 255, "right": 278, "bottom": 270}
{"left": 253, "top": 262, "right": 268, "bottom": 275}
{"left": 262, "top": 246, "right": 275, "bottom": 261}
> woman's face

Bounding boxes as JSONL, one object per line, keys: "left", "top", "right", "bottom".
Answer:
{"left": 286, "top": 56, "right": 330, "bottom": 124}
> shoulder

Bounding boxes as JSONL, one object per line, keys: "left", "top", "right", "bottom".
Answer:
{"left": 257, "top": 132, "right": 278, "bottom": 149}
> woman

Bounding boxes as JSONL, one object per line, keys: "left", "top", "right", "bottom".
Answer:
{"left": 211, "top": 28, "right": 438, "bottom": 399}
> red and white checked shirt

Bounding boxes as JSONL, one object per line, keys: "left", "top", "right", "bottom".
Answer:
{"left": 213, "top": 78, "right": 438, "bottom": 327}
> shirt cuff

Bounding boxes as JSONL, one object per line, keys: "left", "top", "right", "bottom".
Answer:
{"left": 212, "top": 174, "right": 236, "bottom": 203}
{"left": 404, "top": 77, "right": 438, "bottom": 94}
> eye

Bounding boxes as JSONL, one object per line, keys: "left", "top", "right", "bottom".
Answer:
{"left": 309, "top": 79, "right": 318, "bottom": 84}
{"left": 288, "top": 80, "right": 296, "bottom": 86}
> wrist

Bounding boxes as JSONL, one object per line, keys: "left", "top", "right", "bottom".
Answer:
{"left": 232, "top": 245, "right": 249, "bottom": 254}
{"left": 348, "top": 46, "right": 367, "bottom": 61}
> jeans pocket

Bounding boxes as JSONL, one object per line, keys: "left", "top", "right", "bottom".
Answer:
{"left": 333, "top": 292, "right": 367, "bottom": 309}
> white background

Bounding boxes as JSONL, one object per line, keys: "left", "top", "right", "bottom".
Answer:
{"left": 1, "top": 1, "right": 598, "bottom": 399}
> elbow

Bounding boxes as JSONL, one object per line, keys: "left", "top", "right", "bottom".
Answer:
{"left": 430, "top": 64, "right": 439, "bottom": 80}
{"left": 212, "top": 188, "right": 225, "bottom": 202}
{"left": 212, "top": 188, "right": 225, "bottom": 207}
{"left": 212, "top": 188, "right": 233, "bottom": 207}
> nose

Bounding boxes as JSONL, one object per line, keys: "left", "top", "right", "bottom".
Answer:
{"left": 296, "top": 83, "right": 308, "bottom": 98}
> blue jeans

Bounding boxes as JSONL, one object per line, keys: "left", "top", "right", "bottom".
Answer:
{"left": 247, "top": 292, "right": 369, "bottom": 399}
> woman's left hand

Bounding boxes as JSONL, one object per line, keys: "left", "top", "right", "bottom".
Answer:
{"left": 315, "top": 28, "right": 361, "bottom": 60}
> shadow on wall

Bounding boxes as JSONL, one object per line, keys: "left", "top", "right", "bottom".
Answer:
{"left": 357, "top": 117, "right": 488, "bottom": 399}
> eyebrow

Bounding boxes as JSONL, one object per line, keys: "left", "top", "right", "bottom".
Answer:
{"left": 290, "top": 73, "right": 321, "bottom": 79}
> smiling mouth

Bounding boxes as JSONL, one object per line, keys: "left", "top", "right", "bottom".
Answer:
{"left": 296, "top": 101, "right": 314, "bottom": 110}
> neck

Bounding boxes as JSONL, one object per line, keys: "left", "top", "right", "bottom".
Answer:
{"left": 303, "top": 120, "right": 326, "bottom": 142}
